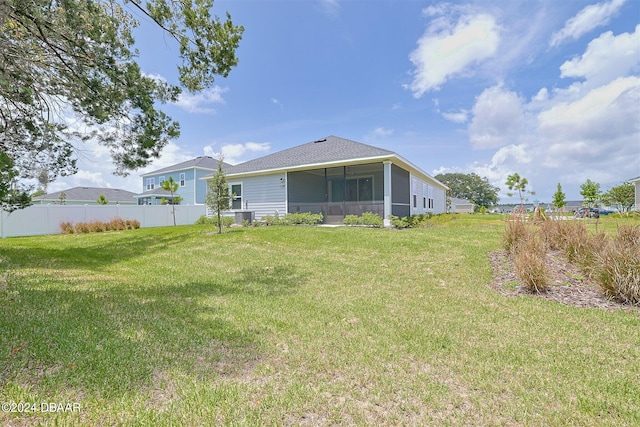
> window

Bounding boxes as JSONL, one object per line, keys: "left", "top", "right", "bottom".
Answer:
{"left": 231, "top": 183, "right": 242, "bottom": 209}
{"left": 146, "top": 178, "right": 155, "bottom": 190}
{"left": 159, "top": 176, "right": 165, "bottom": 186}
{"left": 180, "top": 173, "right": 186, "bottom": 187}
{"left": 423, "top": 197, "right": 426, "bottom": 208}
{"left": 428, "top": 185, "right": 434, "bottom": 209}
{"left": 413, "top": 194, "right": 417, "bottom": 208}
{"left": 331, "top": 177, "right": 373, "bottom": 202}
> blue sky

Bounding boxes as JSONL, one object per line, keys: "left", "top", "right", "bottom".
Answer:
{"left": 53, "top": 0, "right": 639, "bottom": 203}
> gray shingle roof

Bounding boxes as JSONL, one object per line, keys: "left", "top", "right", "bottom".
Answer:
{"left": 226, "top": 135, "right": 395, "bottom": 174}
{"left": 34, "top": 187, "right": 137, "bottom": 203}
{"left": 451, "top": 197, "right": 473, "bottom": 205}
{"left": 142, "top": 156, "right": 230, "bottom": 176}
{"left": 133, "top": 188, "right": 177, "bottom": 198}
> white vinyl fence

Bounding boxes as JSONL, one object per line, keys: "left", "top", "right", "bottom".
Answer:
{"left": 0, "top": 204, "right": 208, "bottom": 238}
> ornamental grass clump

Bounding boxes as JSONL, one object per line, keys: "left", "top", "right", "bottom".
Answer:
{"left": 512, "top": 229, "right": 550, "bottom": 293}
{"left": 539, "top": 219, "right": 571, "bottom": 251}
{"left": 595, "top": 226, "right": 640, "bottom": 305}
{"left": 503, "top": 216, "right": 528, "bottom": 253}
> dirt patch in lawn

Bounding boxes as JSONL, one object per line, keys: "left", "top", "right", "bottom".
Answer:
{"left": 489, "top": 250, "right": 639, "bottom": 312}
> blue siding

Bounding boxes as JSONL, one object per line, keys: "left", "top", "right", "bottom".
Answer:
{"left": 141, "top": 169, "right": 209, "bottom": 205}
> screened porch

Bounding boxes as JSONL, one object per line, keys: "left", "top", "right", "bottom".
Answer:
{"left": 287, "top": 163, "right": 384, "bottom": 224}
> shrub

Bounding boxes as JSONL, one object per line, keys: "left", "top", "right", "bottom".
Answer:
{"left": 194, "top": 215, "right": 233, "bottom": 228}
{"left": 60, "top": 222, "right": 74, "bottom": 234}
{"left": 59, "top": 217, "right": 139, "bottom": 234}
{"left": 513, "top": 231, "right": 549, "bottom": 293}
{"left": 126, "top": 219, "right": 141, "bottom": 230}
{"left": 88, "top": 220, "right": 107, "bottom": 232}
{"left": 109, "top": 218, "right": 127, "bottom": 230}
{"left": 389, "top": 213, "right": 448, "bottom": 229}
{"left": 280, "top": 212, "right": 324, "bottom": 225}
{"left": 343, "top": 212, "right": 383, "bottom": 227}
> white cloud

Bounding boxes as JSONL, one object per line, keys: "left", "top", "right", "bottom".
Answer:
{"left": 451, "top": 20, "right": 640, "bottom": 202}
{"left": 549, "top": 0, "right": 626, "bottom": 47}
{"left": 459, "top": 80, "right": 639, "bottom": 202}
{"left": 271, "top": 98, "right": 283, "bottom": 108}
{"left": 204, "top": 142, "right": 271, "bottom": 165}
{"left": 373, "top": 127, "right": 394, "bottom": 137}
{"left": 559, "top": 25, "right": 639, "bottom": 86}
{"left": 407, "top": 11, "right": 500, "bottom": 97}
{"left": 442, "top": 110, "right": 468, "bottom": 123}
{"left": 319, "top": 0, "right": 341, "bottom": 18}
{"left": 468, "top": 85, "right": 525, "bottom": 149}
{"left": 174, "top": 86, "right": 227, "bottom": 113}
{"left": 538, "top": 76, "right": 640, "bottom": 139}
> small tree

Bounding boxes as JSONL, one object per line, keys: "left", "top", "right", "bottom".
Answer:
{"left": 160, "top": 177, "right": 181, "bottom": 226}
{"left": 601, "top": 182, "right": 635, "bottom": 213}
{"left": 506, "top": 173, "right": 534, "bottom": 213}
{"left": 205, "top": 157, "right": 231, "bottom": 234}
{"left": 58, "top": 192, "right": 67, "bottom": 205}
{"left": 551, "top": 183, "right": 567, "bottom": 214}
{"left": 97, "top": 194, "right": 109, "bottom": 205}
{"left": 580, "top": 179, "right": 601, "bottom": 209}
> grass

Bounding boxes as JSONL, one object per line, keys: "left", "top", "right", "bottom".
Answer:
{"left": 0, "top": 216, "right": 639, "bottom": 425}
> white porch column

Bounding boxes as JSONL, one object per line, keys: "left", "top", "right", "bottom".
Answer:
{"left": 383, "top": 161, "right": 392, "bottom": 227}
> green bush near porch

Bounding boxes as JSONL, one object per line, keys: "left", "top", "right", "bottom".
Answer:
{"left": 343, "top": 212, "right": 384, "bottom": 227}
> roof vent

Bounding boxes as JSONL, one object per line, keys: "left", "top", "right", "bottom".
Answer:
{"left": 313, "top": 138, "right": 327, "bottom": 143}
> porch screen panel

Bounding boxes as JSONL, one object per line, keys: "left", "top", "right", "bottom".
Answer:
{"left": 344, "top": 163, "right": 384, "bottom": 216}
{"left": 287, "top": 169, "right": 325, "bottom": 214}
{"left": 391, "top": 164, "right": 410, "bottom": 217}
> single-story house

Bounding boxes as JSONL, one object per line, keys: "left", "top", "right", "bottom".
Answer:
{"left": 137, "top": 156, "right": 230, "bottom": 205}
{"left": 33, "top": 187, "right": 137, "bottom": 205}
{"left": 450, "top": 197, "right": 474, "bottom": 213}
{"left": 208, "top": 135, "right": 448, "bottom": 225}
{"left": 630, "top": 175, "right": 640, "bottom": 211}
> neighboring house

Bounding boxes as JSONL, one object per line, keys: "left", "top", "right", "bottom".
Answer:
{"left": 136, "top": 156, "right": 230, "bottom": 205}
{"left": 450, "top": 197, "right": 474, "bottom": 213}
{"left": 564, "top": 200, "right": 584, "bottom": 212}
{"left": 33, "top": 187, "right": 137, "bottom": 205}
{"left": 208, "top": 135, "right": 448, "bottom": 225}
{"left": 630, "top": 176, "right": 640, "bottom": 211}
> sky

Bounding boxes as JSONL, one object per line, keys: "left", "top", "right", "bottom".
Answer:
{"left": 50, "top": 0, "right": 639, "bottom": 204}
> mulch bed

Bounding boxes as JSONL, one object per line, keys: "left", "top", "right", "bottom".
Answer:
{"left": 488, "top": 250, "right": 639, "bottom": 313}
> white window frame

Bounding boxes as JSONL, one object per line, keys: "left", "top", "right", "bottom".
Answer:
{"left": 180, "top": 173, "right": 186, "bottom": 187}
{"left": 146, "top": 177, "right": 155, "bottom": 190}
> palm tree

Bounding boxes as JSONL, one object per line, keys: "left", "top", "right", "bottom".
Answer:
{"left": 161, "top": 177, "right": 180, "bottom": 226}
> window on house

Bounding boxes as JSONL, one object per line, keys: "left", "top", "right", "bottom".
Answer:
{"left": 329, "top": 176, "right": 373, "bottom": 203}
{"left": 231, "top": 183, "right": 242, "bottom": 209}
{"left": 180, "top": 173, "right": 186, "bottom": 187}
{"left": 159, "top": 176, "right": 165, "bottom": 186}
{"left": 423, "top": 197, "right": 426, "bottom": 208}
{"left": 428, "top": 185, "right": 434, "bottom": 209}
{"left": 413, "top": 194, "right": 417, "bottom": 208}
{"left": 146, "top": 178, "right": 155, "bottom": 190}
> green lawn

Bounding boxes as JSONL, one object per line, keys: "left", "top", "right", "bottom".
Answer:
{"left": 1, "top": 216, "right": 638, "bottom": 425}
